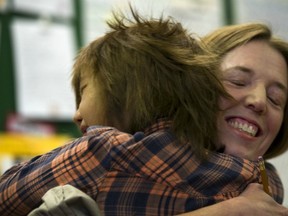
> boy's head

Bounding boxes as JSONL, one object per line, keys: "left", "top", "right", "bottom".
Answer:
{"left": 72, "top": 7, "right": 227, "bottom": 156}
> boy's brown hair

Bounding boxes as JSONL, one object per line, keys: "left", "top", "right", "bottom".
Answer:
{"left": 72, "top": 7, "right": 228, "bottom": 158}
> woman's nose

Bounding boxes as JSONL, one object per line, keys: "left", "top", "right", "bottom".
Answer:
{"left": 244, "top": 85, "right": 267, "bottom": 114}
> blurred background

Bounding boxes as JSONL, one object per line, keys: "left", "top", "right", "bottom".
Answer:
{"left": 0, "top": 0, "right": 287, "bottom": 206}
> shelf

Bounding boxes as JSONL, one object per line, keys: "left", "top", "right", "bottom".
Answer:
{"left": 0, "top": 133, "right": 71, "bottom": 156}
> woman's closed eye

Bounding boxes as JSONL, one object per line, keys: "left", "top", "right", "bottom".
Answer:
{"left": 268, "top": 91, "right": 286, "bottom": 108}
{"left": 221, "top": 67, "right": 251, "bottom": 87}
{"left": 222, "top": 78, "right": 247, "bottom": 87}
{"left": 230, "top": 79, "right": 247, "bottom": 87}
{"left": 268, "top": 96, "right": 280, "bottom": 106}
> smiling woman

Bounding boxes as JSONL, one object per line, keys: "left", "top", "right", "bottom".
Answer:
{"left": 203, "top": 23, "right": 288, "bottom": 161}
{"left": 192, "top": 22, "right": 288, "bottom": 215}
{"left": 217, "top": 40, "right": 287, "bottom": 160}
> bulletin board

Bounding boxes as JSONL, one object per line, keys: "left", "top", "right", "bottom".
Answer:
{"left": 12, "top": 18, "right": 76, "bottom": 120}
{"left": 0, "top": 0, "right": 82, "bottom": 136}
{"left": 12, "top": 0, "right": 76, "bottom": 120}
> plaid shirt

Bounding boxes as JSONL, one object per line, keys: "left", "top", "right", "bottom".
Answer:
{"left": 0, "top": 119, "right": 283, "bottom": 216}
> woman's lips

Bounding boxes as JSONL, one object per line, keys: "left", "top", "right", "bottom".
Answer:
{"left": 226, "top": 117, "right": 262, "bottom": 137}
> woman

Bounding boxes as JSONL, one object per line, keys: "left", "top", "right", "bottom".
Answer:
{"left": 203, "top": 23, "right": 288, "bottom": 161}
{"left": 181, "top": 22, "right": 288, "bottom": 216}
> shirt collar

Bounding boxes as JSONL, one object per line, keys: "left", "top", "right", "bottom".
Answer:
{"left": 143, "top": 118, "right": 172, "bottom": 136}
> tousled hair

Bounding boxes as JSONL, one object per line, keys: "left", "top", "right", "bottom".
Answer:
{"left": 203, "top": 22, "right": 288, "bottom": 159}
{"left": 72, "top": 7, "right": 229, "bottom": 158}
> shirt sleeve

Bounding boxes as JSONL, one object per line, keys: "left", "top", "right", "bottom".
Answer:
{"left": 0, "top": 127, "right": 128, "bottom": 216}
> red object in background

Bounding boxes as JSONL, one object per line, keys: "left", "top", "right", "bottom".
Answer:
{"left": 6, "top": 113, "right": 55, "bottom": 136}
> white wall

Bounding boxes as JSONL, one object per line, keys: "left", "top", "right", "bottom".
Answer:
{"left": 269, "top": 153, "right": 288, "bottom": 207}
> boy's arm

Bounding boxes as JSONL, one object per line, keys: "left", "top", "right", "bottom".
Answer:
{"left": 0, "top": 128, "right": 119, "bottom": 216}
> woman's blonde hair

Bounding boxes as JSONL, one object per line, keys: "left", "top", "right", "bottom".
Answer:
{"left": 203, "top": 22, "right": 288, "bottom": 159}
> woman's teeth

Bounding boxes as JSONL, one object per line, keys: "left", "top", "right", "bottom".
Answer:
{"left": 228, "top": 120, "right": 258, "bottom": 137}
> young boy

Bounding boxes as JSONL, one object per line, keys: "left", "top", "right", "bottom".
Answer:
{"left": 3, "top": 8, "right": 278, "bottom": 216}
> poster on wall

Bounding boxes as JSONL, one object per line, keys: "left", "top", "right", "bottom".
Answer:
{"left": 12, "top": 0, "right": 73, "bottom": 18}
{"left": 12, "top": 18, "right": 76, "bottom": 120}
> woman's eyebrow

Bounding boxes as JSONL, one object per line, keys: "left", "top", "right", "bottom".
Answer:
{"left": 226, "top": 66, "right": 253, "bottom": 73}
{"left": 222, "top": 66, "right": 253, "bottom": 78}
